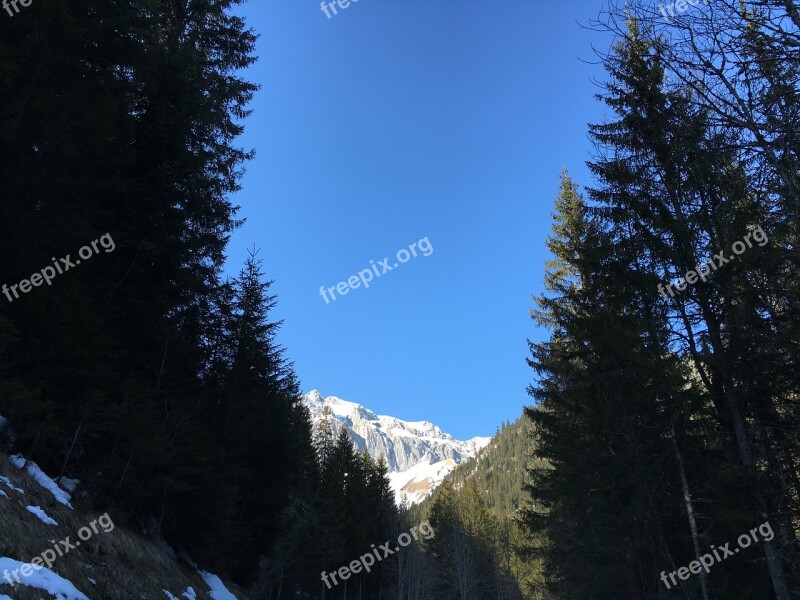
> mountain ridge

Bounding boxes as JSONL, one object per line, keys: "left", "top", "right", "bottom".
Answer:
{"left": 302, "top": 390, "right": 491, "bottom": 506}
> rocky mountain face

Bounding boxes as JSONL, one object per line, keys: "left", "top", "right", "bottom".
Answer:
{"left": 302, "top": 390, "right": 491, "bottom": 506}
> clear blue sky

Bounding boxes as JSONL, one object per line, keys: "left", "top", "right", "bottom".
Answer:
{"left": 225, "top": 0, "right": 611, "bottom": 440}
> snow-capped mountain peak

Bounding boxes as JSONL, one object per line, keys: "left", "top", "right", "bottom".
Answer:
{"left": 302, "top": 390, "right": 491, "bottom": 506}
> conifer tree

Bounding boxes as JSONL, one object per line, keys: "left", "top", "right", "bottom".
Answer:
{"left": 585, "top": 16, "right": 797, "bottom": 595}
{"left": 523, "top": 169, "right": 693, "bottom": 597}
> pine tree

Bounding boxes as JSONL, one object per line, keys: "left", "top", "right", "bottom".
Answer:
{"left": 0, "top": 0, "right": 262, "bottom": 576}
{"left": 584, "top": 15, "right": 797, "bottom": 595}
{"left": 523, "top": 169, "right": 692, "bottom": 597}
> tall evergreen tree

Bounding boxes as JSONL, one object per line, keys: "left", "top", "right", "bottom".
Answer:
{"left": 524, "top": 11, "right": 800, "bottom": 596}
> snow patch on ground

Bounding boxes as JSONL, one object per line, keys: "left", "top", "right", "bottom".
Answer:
{"left": 0, "top": 475, "right": 24, "bottom": 494}
{"left": 8, "top": 455, "right": 73, "bottom": 508}
{"left": 25, "top": 505, "right": 59, "bottom": 526}
{"left": 0, "top": 557, "right": 89, "bottom": 600}
{"left": 165, "top": 588, "right": 196, "bottom": 600}
{"left": 0, "top": 488, "right": 7, "bottom": 499}
{"left": 199, "top": 571, "right": 237, "bottom": 599}
{"left": 59, "top": 477, "right": 81, "bottom": 494}
{"left": 164, "top": 586, "right": 202, "bottom": 600}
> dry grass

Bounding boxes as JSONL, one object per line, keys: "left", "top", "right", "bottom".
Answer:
{"left": 0, "top": 452, "right": 249, "bottom": 600}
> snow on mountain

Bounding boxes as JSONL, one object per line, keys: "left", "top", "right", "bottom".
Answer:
{"left": 302, "top": 390, "right": 491, "bottom": 506}
{"left": 387, "top": 459, "right": 461, "bottom": 506}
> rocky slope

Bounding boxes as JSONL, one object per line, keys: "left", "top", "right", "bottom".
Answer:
{"left": 302, "top": 390, "right": 490, "bottom": 506}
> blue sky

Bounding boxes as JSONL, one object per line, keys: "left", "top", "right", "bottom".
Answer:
{"left": 225, "top": 0, "right": 612, "bottom": 439}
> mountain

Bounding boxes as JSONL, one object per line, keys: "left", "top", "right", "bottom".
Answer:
{"left": 302, "top": 390, "right": 491, "bottom": 506}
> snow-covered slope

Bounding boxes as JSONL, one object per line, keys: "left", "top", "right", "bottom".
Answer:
{"left": 303, "top": 390, "right": 491, "bottom": 506}
{"left": 387, "top": 459, "right": 461, "bottom": 506}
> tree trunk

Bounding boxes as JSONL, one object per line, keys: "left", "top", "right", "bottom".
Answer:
{"left": 57, "top": 412, "right": 84, "bottom": 483}
{"left": 672, "top": 422, "right": 711, "bottom": 600}
{"left": 723, "top": 387, "right": 790, "bottom": 600}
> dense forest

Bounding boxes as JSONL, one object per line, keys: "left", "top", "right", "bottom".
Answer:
{"left": 523, "top": 1, "right": 800, "bottom": 598}
{"left": 0, "top": 0, "right": 403, "bottom": 597}
{"left": 1, "top": 0, "right": 799, "bottom": 598}
{"left": 418, "top": 418, "right": 546, "bottom": 598}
